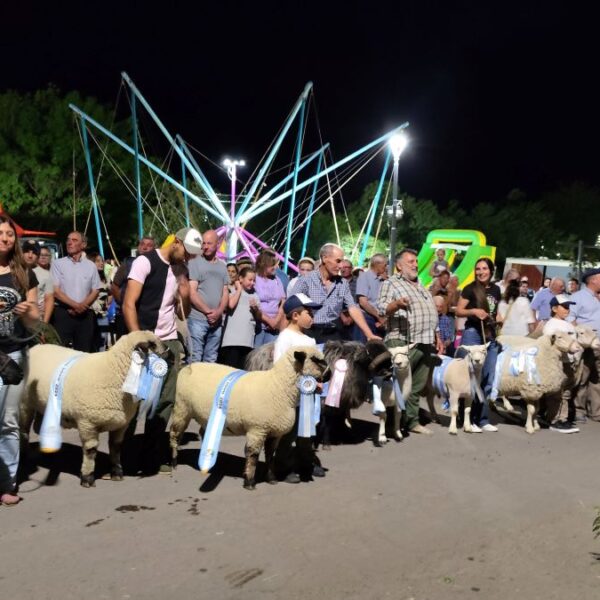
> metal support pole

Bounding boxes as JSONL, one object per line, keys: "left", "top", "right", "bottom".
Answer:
{"left": 181, "top": 159, "right": 190, "bottom": 227}
{"left": 284, "top": 98, "right": 306, "bottom": 272}
{"left": 389, "top": 156, "right": 400, "bottom": 272}
{"left": 359, "top": 150, "right": 391, "bottom": 267}
{"left": 300, "top": 150, "right": 324, "bottom": 259}
{"left": 131, "top": 94, "right": 144, "bottom": 240}
{"left": 577, "top": 239, "right": 584, "bottom": 279}
{"left": 79, "top": 118, "right": 105, "bottom": 257}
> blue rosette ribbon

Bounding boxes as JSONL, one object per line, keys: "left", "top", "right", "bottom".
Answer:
{"left": 297, "top": 375, "right": 318, "bottom": 438}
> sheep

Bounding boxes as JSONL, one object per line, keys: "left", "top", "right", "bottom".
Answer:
{"left": 20, "top": 330, "right": 166, "bottom": 487}
{"left": 246, "top": 339, "right": 392, "bottom": 447}
{"left": 493, "top": 332, "right": 582, "bottom": 433}
{"left": 424, "top": 345, "right": 488, "bottom": 434}
{"left": 170, "top": 346, "right": 328, "bottom": 490}
{"left": 376, "top": 345, "right": 412, "bottom": 445}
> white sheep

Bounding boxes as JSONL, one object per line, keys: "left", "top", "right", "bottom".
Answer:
{"left": 170, "top": 346, "right": 327, "bottom": 490}
{"left": 425, "top": 345, "right": 488, "bottom": 434}
{"left": 20, "top": 330, "right": 166, "bottom": 487}
{"left": 493, "top": 332, "right": 582, "bottom": 433}
{"left": 376, "top": 346, "right": 412, "bottom": 445}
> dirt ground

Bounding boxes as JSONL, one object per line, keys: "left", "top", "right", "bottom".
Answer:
{"left": 1, "top": 402, "right": 599, "bottom": 600}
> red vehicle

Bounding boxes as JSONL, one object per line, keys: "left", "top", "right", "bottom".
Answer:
{"left": 0, "top": 204, "right": 62, "bottom": 257}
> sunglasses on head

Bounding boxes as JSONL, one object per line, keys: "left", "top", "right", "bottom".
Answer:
{"left": 520, "top": 280, "right": 528, "bottom": 284}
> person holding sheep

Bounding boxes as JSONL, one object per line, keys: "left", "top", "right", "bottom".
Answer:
{"left": 0, "top": 215, "right": 40, "bottom": 506}
{"left": 123, "top": 227, "right": 202, "bottom": 474}
{"left": 455, "top": 257, "right": 501, "bottom": 432}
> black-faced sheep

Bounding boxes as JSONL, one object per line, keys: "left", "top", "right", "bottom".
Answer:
{"left": 20, "top": 330, "right": 166, "bottom": 487}
{"left": 170, "top": 346, "right": 327, "bottom": 490}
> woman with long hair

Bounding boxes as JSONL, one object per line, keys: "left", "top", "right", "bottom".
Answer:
{"left": 254, "top": 249, "right": 285, "bottom": 347}
{"left": 497, "top": 278, "right": 535, "bottom": 336}
{"left": 0, "top": 216, "right": 39, "bottom": 505}
{"left": 455, "top": 257, "right": 501, "bottom": 432}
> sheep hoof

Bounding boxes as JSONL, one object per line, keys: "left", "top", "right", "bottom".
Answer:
{"left": 448, "top": 429, "right": 458, "bottom": 435}
{"left": 111, "top": 466, "right": 124, "bottom": 481}
{"left": 243, "top": 479, "right": 256, "bottom": 491}
{"left": 377, "top": 437, "right": 388, "bottom": 446}
{"left": 80, "top": 474, "right": 96, "bottom": 488}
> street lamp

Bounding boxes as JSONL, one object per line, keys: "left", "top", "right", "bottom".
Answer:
{"left": 223, "top": 158, "right": 245, "bottom": 259}
{"left": 388, "top": 132, "right": 408, "bottom": 271}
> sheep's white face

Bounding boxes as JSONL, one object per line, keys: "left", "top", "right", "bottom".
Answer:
{"left": 574, "top": 325, "right": 600, "bottom": 350}
{"left": 389, "top": 347, "right": 410, "bottom": 373}
{"left": 551, "top": 332, "right": 583, "bottom": 354}
{"left": 463, "top": 344, "right": 488, "bottom": 368}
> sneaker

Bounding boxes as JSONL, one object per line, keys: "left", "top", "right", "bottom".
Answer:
{"left": 410, "top": 424, "right": 434, "bottom": 436}
{"left": 469, "top": 424, "right": 482, "bottom": 433}
{"left": 482, "top": 424, "right": 498, "bottom": 432}
{"left": 158, "top": 463, "right": 173, "bottom": 474}
{"left": 549, "top": 420, "right": 580, "bottom": 434}
{"left": 284, "top": 472, "right": 301, "bottom": 484}
{"left": 312, "top": 465, "right": 326, "bottom": 478}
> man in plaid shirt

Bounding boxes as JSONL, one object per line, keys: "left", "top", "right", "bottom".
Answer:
{"left": 294, "top": 243, "right": 380, "bottom": 343}
{"left": 378, "top": 248, "right": 444, "bottom": 436}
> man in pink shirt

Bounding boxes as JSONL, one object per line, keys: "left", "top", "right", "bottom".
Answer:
{"left": 123, "top": 227, "right": 202, "bottom": 474}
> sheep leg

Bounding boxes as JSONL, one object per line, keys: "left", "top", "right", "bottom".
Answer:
{"left": 79, "top": 424, "right": 99, "bottom": 488}
{"left": 502, "top": 397, "right": 515, "bottom": 411}
{"left": 169, "top": 399, "right": 192, "bottom": 470}
{"left": 463, "top": 404, "right": 473, "bottom": 433}
{"left": 393, "top": 406, "right": 403, "bottom": 441}
{"left": 525, "top": 401, "right": 536, "bottom": 434}
{"left": 108, "top": 428, "right": 126, "bottom": 481}
{"left": 19, "top": 400, "right": 36, "bottom": 451}
{"left": 376, "top": 413, "right": 387, "bottom": 446}
{"left": 243, "top": 435, "right": 264, "bottom": 490}
{"left": 263, "top": 437, "right": 279, "bottom": 484}
{"left": 448, "top": 392, "right": 460, "bottom": 435}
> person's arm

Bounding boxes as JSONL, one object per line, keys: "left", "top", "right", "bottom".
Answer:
{"left": 188, "top": 280, "right": 212, "bottom": 315}
{"left": 176, "top": 276, "right": 191, "bottom": 319}
{"left": 358, "top": 296, "right": 381, "bottom": 319}
{"left": 123, "top": 279, "right": 143, "bottom": 332}
{"left": 13, "top": 286, "right": 40, "bottom": 328}
{"left": 348, "top": 305, "right": 380, "bottom": 340}
{"left": 215, "top": 285, "right": 229, "bottom": 319}
{"left": 455, "top": 296, "right": 488, "bottom": 320}
{"left": 43, "top": 291, "right": 54, "bottom": 323}
{"left": 110, "top": 264, "right": 127, "bottom": 304}
{"left": 228, "top": 282, "right": 242, "bottom": 310}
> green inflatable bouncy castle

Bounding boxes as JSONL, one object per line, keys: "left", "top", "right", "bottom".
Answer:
{"left": 417, "top": 229, "right": 496, "bottom": 288}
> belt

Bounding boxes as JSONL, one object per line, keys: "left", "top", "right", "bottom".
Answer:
{"left": 311, "top": 323, "right": 338, "bottom": 332}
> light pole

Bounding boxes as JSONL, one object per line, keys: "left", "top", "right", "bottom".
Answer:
{"left": 388, "top": 133, "right": 408, "bottom": 272}
{"left": 223, "top": 158, "right": 245, "bottom": 260}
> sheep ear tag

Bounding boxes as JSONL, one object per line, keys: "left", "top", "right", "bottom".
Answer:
{"left": 40, "top": 354, "right": 84, "bottom": 453}
{"left": 325, "top": 359, "right": 348, "bottom": 408}
{"left": 297, "top": 376, "right": 318, "bottom": 438}
{"left": 199, "top": 370, "right": 247, "bottom": 474}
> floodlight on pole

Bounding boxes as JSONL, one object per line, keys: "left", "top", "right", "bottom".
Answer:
{"left": 389, "top": 132, "right": 408, "bottom": 162}
{"left": 388, "top": 132, "right": 408, "bottom": 271}
{"left": 223, "top": 158, "right": 246, "bottom": 259}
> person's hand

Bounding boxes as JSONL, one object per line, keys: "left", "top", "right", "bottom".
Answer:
{"left": 436, "top": 338, "right": 445, "bottom": 355}
{"left": 366, "top": 332, "right": 383, "bottom": 341}
{"left": 376, "top": 318, "right": 387, "bottom": 329}
{"left": 13, "top": 301, "right": 33, "bottom": 316}
{"left": 472, "top": 308, "right": 488, "bottom": 320}
{"left": 206, "top": 309, "right": 220, "bottom": 325}
{"left": 234, "top": 280, "right": 242, "bottom": 292}
{"left": 395, "top": 296, "right": 410, "bottom": 310}
{"left": 340, "top": 312, "right": 353, "bottom": 326}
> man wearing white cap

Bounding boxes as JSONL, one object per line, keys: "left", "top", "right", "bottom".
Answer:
{"left": 123, "top": 226, "right": 202, "bottom": 474}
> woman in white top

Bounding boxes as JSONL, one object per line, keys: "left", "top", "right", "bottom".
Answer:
{"left": 497, "top": 279, "right": 535, "bottom": 336}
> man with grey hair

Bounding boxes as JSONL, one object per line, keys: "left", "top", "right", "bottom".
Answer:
{"left": 353, "top": 253, "right": 387, "bottom": 342}
{"left": 51, "top": 231, "right": 101, "bottom": 352}
{"left": 293, "top": 243, "right": 379, "bottom": 343}
{"left": 568, "top": 268, "right": 600, "bottom": 421}
{"left": 530, "top": 277, "right": 566, "bottom": 323}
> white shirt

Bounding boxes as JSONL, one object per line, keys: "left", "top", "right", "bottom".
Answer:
{"left": 273, "top": 327, "right": 316, "bottom": 361}
{"left": 498, "top": 297, "right": 535, "bottom": 336}
{"left": 543, "top": 317, "right": 576, "bottom": 337}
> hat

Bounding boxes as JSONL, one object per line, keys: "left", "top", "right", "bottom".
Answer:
{"left": 283, "top": 293, "right": 322, "bottom": 315}
{"left": 22, "top": 240, "right": 40, "bottom": 255}
{"left": 581, "top": 268, "right": 600, "bottom": 283}
{"left": 175, "top": 227, "right": 203, "bottom": 255}
{"left": 549, "top": 294, "right": 576, "bottom": 308}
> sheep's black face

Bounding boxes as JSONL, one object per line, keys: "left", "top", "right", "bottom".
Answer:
{"left": 293, "top": 349, "right": 327, "bottom": 380}
{"left": 0, "top": 352, "right": 23, "bottom": 385}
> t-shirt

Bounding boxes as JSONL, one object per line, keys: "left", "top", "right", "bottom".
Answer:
{"left": 497, "top": 297, "right": 535, "bottom": 336}
{"left": 255, "top": 275, "right": 285, "bottom": 320}
{"left": 221, "top": 290, "right": 261, "bottom": 349}
{"left": 0, "top": 269, "right": 38, "bottom": 353}
{"left": 543, "top": 317, "right": 576, "bottom": 337}
{"left": 188, "top": 256, "right": 229, "bottom": 322}
{"left": 461, "top": 281, "right": 501, "bottom": 339}
{"left": 431, "top": 259, "right": 449, "bottom": 275}
{"left": 128, "top": 250, "right": 178, "bottom": 341}
{"left": 33, "top": 266, "right": 53, "bottom": 314}
{"left": 51, "top": 255, "right": 102, "bottom": 303}
{"left": 273, "top": 327, "right": 316, "bottom": 361}
{"left": 530, "top": 287, "right": 554, "bottom": 321}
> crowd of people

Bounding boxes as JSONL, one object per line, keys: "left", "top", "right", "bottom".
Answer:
{"left": 1, "top": 221, "right": 599, "bottom": 505}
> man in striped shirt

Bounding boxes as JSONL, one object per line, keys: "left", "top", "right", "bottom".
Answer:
{"left": 293, "top": 243, "right": 380, "bottom": 344}
{"left": 378, "top": 248, "right": 444, "bottom": 436}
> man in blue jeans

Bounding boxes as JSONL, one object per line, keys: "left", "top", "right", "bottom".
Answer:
{"left": 188, "top": 230, "right": 229, "bottom": 363}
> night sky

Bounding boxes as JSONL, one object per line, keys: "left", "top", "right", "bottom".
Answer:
{"left": 1, "top": 1, "right": 598, "bottom": 208}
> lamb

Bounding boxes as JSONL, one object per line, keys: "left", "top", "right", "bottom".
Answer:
{"left": 20, "top": 330, "right": 166, "bottom": 487}
{"left": 246, "top": 339, "right": 392, "bottom": 447}
{"left": 493, "top": 332, "right": 582, "bottom": 433}
{"left": 170, "top": 346, "right": 327, "bottom": 490}
{"left": 376, "top": 345, "right": 412, "bottom": 445}
{"left": 425, "top": 344, "right": 488, "bottom": 434}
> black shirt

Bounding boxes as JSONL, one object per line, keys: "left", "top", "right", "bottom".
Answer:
{"left": 461, "top": 281, "right": 501, "bottom": 340}
{"left": 0, "top": 269, "right": 38, "bottom": 353}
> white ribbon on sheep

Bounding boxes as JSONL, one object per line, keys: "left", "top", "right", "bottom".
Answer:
{"left": 491, "top": 346, "right": 541, "bottom": 401}
{"left": 324, "top": 359, "right": 348, "bottom": 408}
{"left": 122, "top": 350, "right": 169, "bottom": 420}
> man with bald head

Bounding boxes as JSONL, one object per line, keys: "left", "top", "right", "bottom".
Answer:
{"left": 188, "top": 230, "right": 230, "bottom": 363}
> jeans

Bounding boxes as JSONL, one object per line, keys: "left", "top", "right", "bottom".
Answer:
{"left": 352, "top": 313, "right": 385, "bottom": 343}
{"left": 0, "top": 350, "right": 27, "bottom": 493}
{"left": 458, "top": 328, "right": 499, "bottom": 426}
{"left": 254, "top": 328, "right": 278, "bottom": 348}
{"left": 188, "top": 318, "right": 222, "bottom": 363}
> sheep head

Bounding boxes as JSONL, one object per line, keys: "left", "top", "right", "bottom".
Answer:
{"left": 574, "top": 325, "right": 600, "bottom": 350}
{"left": 461, "top": 344, "right": 488, "bottom": 368}
{"left": 389, "top": 346, "right": 410, "bottom": 374}
{"left": 365, "top": 340, "right": 393, "bottom": 378}
{"left": 550, "top": 331, "right": 583, "bottom": 355}
{"left": 117, "top": 330, "right": 168, "bottom": 360}
{"left": 292, "top": 346, "right": 328, "bottom": 381}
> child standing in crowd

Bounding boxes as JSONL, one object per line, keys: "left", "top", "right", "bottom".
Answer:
{"left": 434, "top": 295, "right": 455, "bottom": 356}
{"left": 219, "top": 266, "right": 262, "bottom": 369}
{"left": 542, "top": 294, "right": 580, "bottom": 434}
{"left": 273, "top": 293, "right": 322, "bottom": 484}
